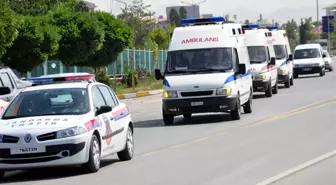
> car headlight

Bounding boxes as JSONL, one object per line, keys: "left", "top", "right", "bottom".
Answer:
{"left": 56, "top": 126, "right": 87, "bottom": 139}
{"left": 279, "top": 67, "right": 286, "bottom": 74}
{"left": 216, "top": 87, "right": 232, "bottom": 96}
{"left": 163, "top": 91, "right": 178, "bottom": 98}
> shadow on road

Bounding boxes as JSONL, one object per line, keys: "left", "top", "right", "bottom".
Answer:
{"left": 134, "top": 113, "right": 239, "bottom": 128}
{"left": 1, "top": 159, "right": 119, "bottom": 183}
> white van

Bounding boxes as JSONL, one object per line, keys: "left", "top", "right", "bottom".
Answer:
{"left": 154, "top": 17, "right": 253, "bottom": 125}
{"left": 268, "top": 27, "right": 294, "bottom": 88}
{"left": 244, "top": 24, "right": 278, "bottom": 97}
{"left": 293, "top": 44, "right": 326, "bottom": 78}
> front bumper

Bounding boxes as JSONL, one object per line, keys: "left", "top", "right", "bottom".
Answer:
{"left": 163, "top": 96, "right": 238, "bottom": 114}
{"left": 0, "top": 134, "right": 90, "bottom": 170}
{"left": 278, "top": 74, "right": 289, "bottom": 83}
{"left": 253, "top": 80, "right": 269, "bottom": 92}
{"left": 294, "top": 66, "right": 322, "bottom": 75}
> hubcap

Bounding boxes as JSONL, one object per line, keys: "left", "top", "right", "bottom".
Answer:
{"left": 92, "top": 139, "right": 100, "bottom": 169}
{"left": 127, "top": 130, "right": 134, "bottom": 156}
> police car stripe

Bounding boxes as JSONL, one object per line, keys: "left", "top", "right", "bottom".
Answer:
{"left": 112, "top": 107, "right": 129, "bottom": 121}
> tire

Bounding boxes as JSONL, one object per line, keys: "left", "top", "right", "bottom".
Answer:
{"left": 243, "top": 90, "right": 252, "bottom": 114}
{"left": 0, "top": 171, "right": 5, "bottom": 179}
{"left": 272, "top": 80, "right": 278, "bottom": 94}
{"left": 320, "top": 68, "right": 325, "bottom": 76}
{"left": 329, "top": 66, "right": 333, "bottom": 72}
{"left": 162, "top": 108, "right": 174, "bottom": 125}
{"left": 117, "top": 126, "right": 134, "bottom": 161}
{"left": 294, "top": 72, "right": 299, "bottom": 79}
{"left": 231, "top": 96, "right": 241, "bottom": 120}
{"left": 82, "top": 135, "right": 101, "bottom": 173}
{"left": 290, "top": 76, "right": 294, "bottom": 86}
{"left": 183, "top": 114, "right": 192, "bottom": 119}
{"left": 265, "top": 80, "right": 272, "bottom": 98}
{"left": 284, "top": 77, "right": 290, "bottom": 88}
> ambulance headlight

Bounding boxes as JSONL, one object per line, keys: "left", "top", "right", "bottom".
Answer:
{"left": 164, "top": 91, "right": 178, "bottom": 98}
{"left": 279, "top": 67, "right": 286, "bottom": 74}
{"left": 261, "top": 74, "right": 267, "bottom": 79}
{"left": 56, "top": 126, "right": 87, "bottom": 139}
{"left": 216, "top": 87, "right": 232, "bottom": 96}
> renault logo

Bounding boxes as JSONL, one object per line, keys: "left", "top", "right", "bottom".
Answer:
{"left": 24, "top": 134, "right": 32, "bottom": 143}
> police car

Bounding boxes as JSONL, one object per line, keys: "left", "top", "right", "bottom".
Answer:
{"left": 0, "top": 73, "right": 134, "bottom": 178}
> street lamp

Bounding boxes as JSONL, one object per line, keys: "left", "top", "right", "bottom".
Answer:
{"left": 181, "top": 0, "right": 207, "bottom": 18}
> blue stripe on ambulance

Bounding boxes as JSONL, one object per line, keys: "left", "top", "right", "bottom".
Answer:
{"left": 224, "top": 69, "right": 252, "bottom": 84}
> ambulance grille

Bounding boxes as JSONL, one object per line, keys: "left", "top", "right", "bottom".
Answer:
{"left": 181, "top": 91, "right": 213, "bottom": 97}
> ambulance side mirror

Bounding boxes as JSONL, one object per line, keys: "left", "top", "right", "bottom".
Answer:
{"left": 288, "top": 54, "right": 293, "bottom": 61}
{"left": 0, "top": 87, "right": 11, "bottom": 96}
{"left": 270, "top": 57, "right": 276, "bottom": 65}
{"left": 322, "top": 54, "right": 326, "bottom": 58}
{"left": 238, "top": 64, "right": 246, "bottom": 75}
{"left": 155, "top": 69, "right": 164, "bottom": 80}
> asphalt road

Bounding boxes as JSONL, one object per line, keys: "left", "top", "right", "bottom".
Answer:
{"left": 2, "top": 58, "right": 336, "bottom": 185}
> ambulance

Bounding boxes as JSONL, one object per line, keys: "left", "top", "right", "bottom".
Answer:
{"left": 243, "top": 24, "right": 278, "bottom": 97}
{"left": 154, "top": 17, "right": 253, "bottom": 125}
{"left": 268, "top": 27, "right": 294, "bottom": 88}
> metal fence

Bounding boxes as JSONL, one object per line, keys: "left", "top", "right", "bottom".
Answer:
{"left": 14, "top": 49, "right": 168, "bottom": 78}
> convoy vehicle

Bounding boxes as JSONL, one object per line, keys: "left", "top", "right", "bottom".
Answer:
{"left": 293, "top": 44, "right": 326, "bottom": 78}
{"left": 0, "top": 73, "right": 134, "bottom": 178}
{"left": 155, "top": 17, "right": 253, "bottom": 125}
{"left": 323, "top": 50, "right": 333, "bottom": 71}
{"left": 244, "top": 24, "right": 278, "bottom": 97}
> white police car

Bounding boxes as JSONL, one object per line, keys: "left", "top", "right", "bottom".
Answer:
{"left": 0, "top": 73, "right": 134, "bottom": 178}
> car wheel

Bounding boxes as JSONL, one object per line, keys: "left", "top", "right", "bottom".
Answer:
{"left": 284, "top": 77, "right": 290, "bottom": 88}
{"left": 290, "top": 76, "right": 294, "bottom": 86}
{"left": 243, "top": 90, "right": 252, "bottom": 114}
{"left": 162, "top": 108, "right": 174, "bottom": 126}
{"left": 82, "top": 135, "right": 101, "bottom": 173}
{"left": 265, "top": 80, "right": 272, "bottom": 97}
{"left": 231, "top": 97, "right": 241, "bottom": 120}
{"left": 272, "top": 80, "right": 278, "bottom": 94}
{"left": 329, "top": 66, "right": 333, "bottom": 72}
{"left": 117, "top": 126, "right": 134, "bottom": 161}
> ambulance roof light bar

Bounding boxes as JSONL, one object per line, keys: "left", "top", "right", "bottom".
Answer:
{"left": 266, "top": 26, "right": 279, "bottom": 30}
{"left": 29, "top": 74, "right": 96, "bottom": 86}
{"left": 180, "top": 16, "right": 226, "bottom": 26}
{"left": 242, "top": 24, "right": 261, "bottom": 30}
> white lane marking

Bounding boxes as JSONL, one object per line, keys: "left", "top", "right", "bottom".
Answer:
{"left": 255, "top": 149, "right": 336, "bottom": 185}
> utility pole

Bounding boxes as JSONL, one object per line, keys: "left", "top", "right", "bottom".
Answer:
{"left": 317, "top": 0, "right": 320, "bottom": 39}
{"left": 181, "top": 0, "right": 207, "bottom": 18}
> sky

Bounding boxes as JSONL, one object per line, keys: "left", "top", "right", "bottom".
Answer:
{"left": 87, "top": 0, "right": 335, "bottom": 23}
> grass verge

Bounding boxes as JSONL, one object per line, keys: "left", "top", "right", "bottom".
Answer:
{"left": 112, "top": 77, "right": 163, "bottom": 94}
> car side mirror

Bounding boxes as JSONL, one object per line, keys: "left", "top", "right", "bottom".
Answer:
{"left": 270, "top": 57, "right": 276, "bottom": 65}
{"left": 322, "top": 54, "right": 326, "bottom": 58}
{"left": 155, "top": 69, "right": 164, "bottom": 80}
{"left": 0, "top": 87, "right": 11, "bottom": 96}
{"left": 288, "top": 54, "right": 293, "bottom": 61}
{"left": 96, "top": 105, "right": 112, "bottom": 116}
{"left": 238, "top": 64, "right": 246, "bottom": 75}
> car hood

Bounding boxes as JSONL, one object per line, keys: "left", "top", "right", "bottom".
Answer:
{"left": 0, "top": 115, "right": 89, "bottom": 134}
{"left": 164, "top": 72, "right": 235, "bottom": 90}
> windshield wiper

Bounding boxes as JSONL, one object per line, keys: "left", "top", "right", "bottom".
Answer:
{"left": 196, "top": 68, "right": 224, "bottom": 72}
{"left": 168, "top": 70, "right": 194, "bottom": 74}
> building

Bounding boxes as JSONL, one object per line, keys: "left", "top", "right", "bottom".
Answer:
{"left": 324, "top": 3, "right": 336, "bottom": 17}
{"left": 166, "top": 5, "right": 200, "bottom": 21}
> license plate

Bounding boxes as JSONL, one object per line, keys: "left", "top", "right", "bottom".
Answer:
{"left": 11, "top": 147, "right": 45, "bottom": 154}
{"left": 303, "top": 68, "right": 312, "bottom": 71}
{"left": 191, "top": 102, "right": 203, "bottom": 106}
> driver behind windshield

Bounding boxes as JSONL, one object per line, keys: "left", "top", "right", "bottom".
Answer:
{"left": 252, "top": 47, "right": 266, "bottom": 62}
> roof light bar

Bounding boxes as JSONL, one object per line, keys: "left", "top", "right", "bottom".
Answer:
{"left": 266, "top": 26, "right": 279, "bottom": 30}
{"left": 180, "top": 16, "right": 226, "bottom": 25}
{"left": 243, "top": 24, "right": 260, "bottom": 29}
{"left": 29, "top": 74, "right": 96, "bottom": 85}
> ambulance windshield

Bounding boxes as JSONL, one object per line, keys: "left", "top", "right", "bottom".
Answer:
{"left": 247, "top": 46, "right": 267, "bottom": 63}
{"left": 274, "top": 45, "right": 287, "bottom": 59}
{"left": 166, "top": 48, "right": 233, "bottom": 73}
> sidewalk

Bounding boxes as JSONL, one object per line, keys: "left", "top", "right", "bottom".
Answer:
{"left": 117, "top": 89, "right": 163, "bottom": 100}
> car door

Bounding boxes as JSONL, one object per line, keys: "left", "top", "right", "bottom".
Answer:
{"left": 91, "top": 85, "right": 118, "bottom": 154}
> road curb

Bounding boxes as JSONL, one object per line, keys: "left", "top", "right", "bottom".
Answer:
{"left": 117, "top": 89, "right": 163, "bottom": 100}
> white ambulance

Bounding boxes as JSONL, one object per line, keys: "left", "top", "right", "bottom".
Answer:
{"left": 268, "top": 27, "right": 294, "bottom": 88}
{"left": 154, "top": 17, "right": 253, "bottom": 125}
{"left": 244, "top": 24, "right": 278, "bottom": 97}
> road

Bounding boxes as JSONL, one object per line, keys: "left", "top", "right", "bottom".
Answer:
{"left": 2, "top": 59, "right": 336, "bottom": 185}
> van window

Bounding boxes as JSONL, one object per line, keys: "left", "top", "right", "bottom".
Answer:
{"left": 166, "top": 48, "right": 233, "bottom": 73}
{"left": 0, "top": 72, "right": 14, "bottom": 91}
{"left": 247, "top": 46, "right": 267, "bottom": 64}
{"left": 274, "top": 45, "right": 287, "bottom": 59}
{"left": 266, "top": 47, "right": 271, "bottom": 61}
{"left": 294, "top": 48, "right": 321, "bottom": 59}
{"left": 232, "top": 48, "right": 239, "bottom": 70}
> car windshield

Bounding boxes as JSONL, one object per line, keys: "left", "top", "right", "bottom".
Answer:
{"left": 294, "top": 49, "right": 321, "bottom": 59}
{"left": 247, "top": 46, "right": 267, "bottom": 63}
{"left": 2, "top": 88, "right": 90, "bottom": 119}
{"left": 274, "top": 45, "right": 287, "bottom": 59}
{"left": 166, "top": 48, "right": 233, "bottom": 74}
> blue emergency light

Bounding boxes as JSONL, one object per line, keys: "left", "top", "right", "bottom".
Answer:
{"left": 266, "top": 26, "right": 279, "bottom": 30}
{"left": 180, "top": 16, "right": 226, "bottom": 25}
{"left": 29, "top": 74, "right": 96, "bottom": 85}
{"left": 244, "top": 24, "right": 260, "bottom": 29}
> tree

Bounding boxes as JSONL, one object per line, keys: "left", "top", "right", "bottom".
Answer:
{"left": 179, "top": 7, "right": 188, "bottom": 20}
{"left": 169, "top": 8, "right": 180, "bottom": 27}
{"left": 299, "top": 17, "right": 315, "bottom": 44}
{"left": 1, "top": 16, "right": 61, "bottom": 76}
{"left": 49, "top": 8, "right": 105, "bottom": 71}
{"left": 148, "top": 28, "right": 169, "bottom": 49}
{"left": 80, "top": 11, "right": 133, "bottom": 73}
{"left": 0, "top": 1, "right": 18, "bottom": 56}
{"left": 283, "top": 19, "right": 299, "bottom": 51}
{"left": 118, "top": 0, "right": 155, "bottom": 47}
